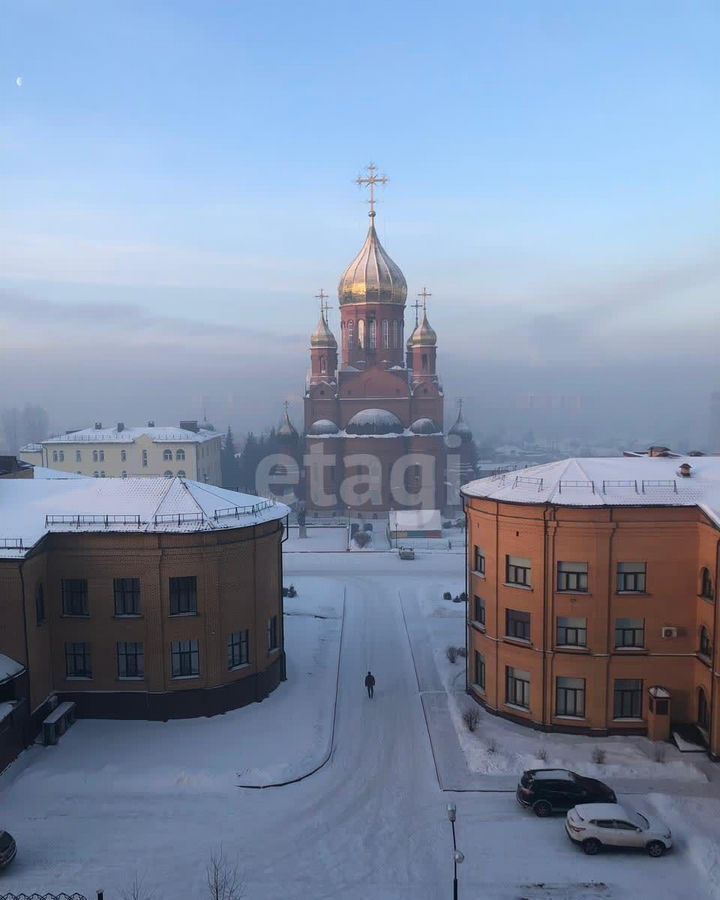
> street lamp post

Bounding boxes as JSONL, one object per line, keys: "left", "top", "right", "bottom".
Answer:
{"left": 447, "top": 803, "right": 464, "bottom": 900}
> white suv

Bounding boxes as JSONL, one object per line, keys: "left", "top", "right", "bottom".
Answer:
{"left": 566, "top": 803, "right": 672, "bottom": 857}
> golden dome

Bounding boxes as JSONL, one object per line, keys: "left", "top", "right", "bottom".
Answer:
{"left": 338, "top": 219, "right": 407, "bottom": 306}
{"left": 310, "top": 314, "right": 337, "bottom": 348}
{"left": 408, "top": 313, "right": 437, "bottom": 347}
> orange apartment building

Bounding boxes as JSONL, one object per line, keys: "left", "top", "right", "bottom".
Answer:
{"left": 462, "top": 455, "right": 720, "bottom": 757}
{"left": 0, "top": 472, "right": 289, "bottom": 771}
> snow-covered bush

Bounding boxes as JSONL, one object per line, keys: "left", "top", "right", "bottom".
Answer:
{"left": 486, "top": 737, "right": 498, "bottom": 754}
{"left": 592, "top": 747, "right": 606, "bottom": 765}
{"left": 353, "top": 531, "right": 371, "bottom": 548}
{"left": 456, "top": 646, "right": 467, "bottom": 658}
{"left": 446, "top": 646, "right": 458, "bottom": 664}
{"left": 537, "top": 746, "right": 549, "bottom": 762}
{"left": 443, "top": 591, "right": 452, "bottom": 601}
{"left": 462, "top": 707, "right": 480, "bottom": 732}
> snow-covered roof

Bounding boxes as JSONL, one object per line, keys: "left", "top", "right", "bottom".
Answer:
{"left": 0, "top": 477, "right": 289, "bottom": 559}
{"left": 346, "top": 408, "right": 403, "bottom": 436}
{"left": 32, "top": 467, "right": 87, "bottom": 480}
{"left": 0, "top": 654, "right": 25, "bottom": 683}
{"left": 20, "top": 442, "right": 42, "bottom": 452}
{"left": 462, "top": 456, "right": 720, "bottom": 528}
{"left": 43, "top": 426, "right": 220, "bottom": 445}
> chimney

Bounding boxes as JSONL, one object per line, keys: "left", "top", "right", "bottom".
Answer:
{"left": 678, "top": 463, "right": 692, "bottom": 478}
{"left": 117, "top": 422, "right": 125, "bottom": 432}
{"left": 94, "top": 422, "right": 103, "bottom": 430}
{"left": 180, "top": 420, "right": 199, "bottom": 433}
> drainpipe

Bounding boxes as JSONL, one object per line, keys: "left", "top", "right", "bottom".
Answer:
{"left": 606, "top": 509, "right": 616, "bottom": 731}
{"left": 710, "top": 534, "right": 720, "bottom": 758}
{"left": 542, "top": 506, "right": 550, "bottom": 729}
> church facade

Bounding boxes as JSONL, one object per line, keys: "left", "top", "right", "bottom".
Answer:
{"left": 303, "top": 166, "right": 464, "bottom": 516}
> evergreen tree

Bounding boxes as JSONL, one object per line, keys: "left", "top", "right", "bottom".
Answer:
{"left": 220, "top": 427, "right": 241, "bottom": 489}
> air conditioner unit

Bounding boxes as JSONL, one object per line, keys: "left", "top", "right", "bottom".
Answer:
{"left": 661, "top": 626, "right": 678, "bottom": 639}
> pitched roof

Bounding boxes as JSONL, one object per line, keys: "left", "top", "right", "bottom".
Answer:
{"left": 43, "top": 426, "right": 219, "bottom": 444}
{"left": 0, "top": 477, "right": 289, "bottom": 559}
{"left": 462, "top": 455, "right": 720, "bottom": 528}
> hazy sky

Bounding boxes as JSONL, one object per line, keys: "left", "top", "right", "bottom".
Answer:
{"left": 1, "top": 1, "right": 718, "bottom": 445}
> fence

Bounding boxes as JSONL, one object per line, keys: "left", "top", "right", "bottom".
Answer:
{"left": 0, "top": 894, "right": 93, "bottom": 900}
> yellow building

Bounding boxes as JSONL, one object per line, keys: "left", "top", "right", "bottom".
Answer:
{"left": 20, "top": 421, "right": 222, "bottom": 485}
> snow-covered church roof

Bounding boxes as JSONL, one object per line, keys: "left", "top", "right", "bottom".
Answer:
{"left": 0, "top": 477, "right": 290, "bottom": 559}
{"left": 346, "top": 408, "right": 403, "bottom": 436}
{"left": 462, "top": 456, "right": 720, "bottom": 528}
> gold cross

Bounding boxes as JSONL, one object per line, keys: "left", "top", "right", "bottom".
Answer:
{"left": 355, "top": 162, "right": 388, "bottom": 218}
{"left": 411, "top": 298, "right": 423, "bottom": 327}
{"left": 418, "top": 286, "right": 432, "bottom": 314}
{"left": 315, "top": 288, "right": 331, "bottom": 321}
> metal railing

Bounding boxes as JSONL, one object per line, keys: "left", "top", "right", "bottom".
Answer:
{"left": 153, "top": 512, "right": 207, "bottom": 525}
{"left": 641, "top": 479, "right": 678, "bottom": 493}
{"left": 0, "top": 537, "right": 23, "bottom": 549}
{"left": 557, "top": 479, "right": 595, "bottom": 493}
{"left": 214, "top": 500, "right": 276, "bottom": 520}
{"left": 45, "top": 514, "right": 144, "bottom": 527}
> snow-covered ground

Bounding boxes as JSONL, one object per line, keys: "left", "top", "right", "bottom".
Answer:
{"left": 0, "top": 553, "right": 716, "bottom": 898}
{"left": 284, "top": 524, "right": 348, "bottom": 551}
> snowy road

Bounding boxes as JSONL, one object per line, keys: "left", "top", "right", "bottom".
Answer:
{"left": 0, "top": 552, "right": 713, "bottom": 898}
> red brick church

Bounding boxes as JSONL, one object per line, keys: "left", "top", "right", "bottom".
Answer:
{"left": 303, "top": 166, "right": 470, "bottom": 516}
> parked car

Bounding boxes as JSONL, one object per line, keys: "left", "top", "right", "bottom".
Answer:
{"left": 566, "top": 803, "right": 672, "bottom": 857}
{"left": 0, "top": 829, "right": 16, "bottom": 869}
{"left": 516, "top": 768, "right": 616, "bottom": 817}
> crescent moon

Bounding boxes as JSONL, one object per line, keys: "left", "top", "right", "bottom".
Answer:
{"left": 15, "top": 76, "right": 23, "bottom": 87}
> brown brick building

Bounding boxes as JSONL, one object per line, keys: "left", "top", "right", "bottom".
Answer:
{"left": 0, "top": 473, "right": 289, "bottom": 770}
{"left": 462, "top": 455, "right": 720, "bottom": 757}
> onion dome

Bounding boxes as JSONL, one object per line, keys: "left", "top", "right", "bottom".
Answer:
{"left": 409, "top": 417, "right": 441, "bottom": 435}
{"left": 449, "top": 403, "right": 473, "bottom": 442}
{"left": 346, "top": 408, "right": 404, "bottom": 436}
{"left": 277, "top": 405, "right": 298, "bottom": 439}
{"left": 307, "top": 419, "right": 340, "bottom": 435}
{"left": 310, "top": 314, "right": 337, "bottom": 348}
{"left": 408, "top": 312, "right": 437, "bottom": 347}
{"left": 338, "top": 220, "right": 407, "bottom": 306}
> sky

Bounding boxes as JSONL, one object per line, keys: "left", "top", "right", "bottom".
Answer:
{"left": 1, "top": 1, "right": 719, "bottom": 446}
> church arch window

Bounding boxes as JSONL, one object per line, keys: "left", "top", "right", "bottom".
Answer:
{"left": 422, "top": 353, "right": 429, "bottom": 372}
{"left": 320, "top": 355, "right": 327, "bottom": 374}
{"left": 368, "top": 319, "right": 376, "bottom": 350}
{"left": 357, "top": 320, "right": 365, "bottom": 348}
{"left": 382, "top": 320, "right": 390, "bottom": 349}
{"left": 347, "top": 320, "right": 354, "bottom": 349}
{"left": 176, "top": 449, "right": 185, "bottom": 461}
{"left": 392, "top": 320, "right": 400, "bottom": 349}
{"left": 163, "top": 449, "right": 173, "bottom": 461}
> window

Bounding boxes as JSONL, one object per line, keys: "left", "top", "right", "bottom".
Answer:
{"left": 357, "top": 319, "right": 365, "bottom": 348}
{"left": 100, "top": 471, "right": 105, "bottom": 477}
{"left": 164, "top": 470, "right": 173, "bottom": 478}
{"left": 266, "top": 615, "right": 279, "bottom": 652}
{"left": 506, "top": 555, "right": 531, "bottom": 587}
{"left": 176, "top": 449, "right": 185, "bottom": 461}
{"left": 320, "top": 355, "right": 327, "bottom": 374}
{"left": 121, "top": 449, "right": 127, "bottom": 462}
{"left": 170, "top": 576, "right": 197, "bottom": 615}
{"left": 35, "top": 582, "right": 45, "bottom": 625}
{"left": 421, "top": 353, "right": 429, "bottom": 372}
{"left": 347, "top": 320, "right": 354, "bottom": 348}
{"left": 615, "top": 618, "right": 644, "bottom": 648}
{"left": 163, "top": 449, "right": 173, "bottom": 461}
{"left": 617, "top": 562, "right": 646, "bottom": 593}
{"left": 171, "top": 639, "right": 199, "bottom": 677}
{"left": 474, "top": 651, "right": 485, "bottom": 690}
{"left": 121, "top": 470, "right": 127, "bottom": 478}
{"left": 177, "top": 470, "right": 186, "bottom": 478}
{"left": 142, "top": 449, "right": 148, "bottom": 467}
{"left": 556, "top": 616, "right": 587, "bottom": 647}
{"left": 701, "top": 568, "right": 714, "bottom": 600}
{"left": 117, "top": 642, "right": 144, "bottom": 679}
{"left": 473, "top": 596, "right": 486, "bottom": 627}
{"left": 699, "top": 626, "right": 712, "bottom": 659}
{"left": 93, "top": 450, "right": 98, "bottom": 462}
{"left": 368, "top": 319, "right": 376, "bottom": 350}
{"left": 65, "top": 642, "right": 92, "bottom": 678}
{"left": 58, "top": 450, "right": 64, "bottom": 462}
{"left": 114, "top": 578, "right": 141, "bottom": 616}
{"left": 506, "top": 609, "right": 531, "bottom": 642}
{"left": 61, "top": 578, "right": 88, "bottom": 616}
{"left": 506, "top": 667, "right": 530, "bottom": 709}
{"left": 473, "top": 546, "right": 486, "bottom": 575}
{"left": 556, "top": 676, "right": 585, "bottom": 717}
{"left": 557, "top": 561, "right": 588, "bottom": 592}
{"left": 93, "top": 471, "right": 99, "bottom": 478}
{"left": 382, "top": 319, "right": 390, "bottom": 349}
{"left": 392, "top": 320, "right": 400, "bottom": 349}
{"left": 75, "top": 449, "right": 81, "bottom": 462}
{"left": 228, "top": 630, "right": 249, "bottom": 669}
{"left": 99, "top": 450, "right": 105, "bottom": 462}
{"left": 614, "top": 678, "right": 643, "bottom": 719}
{"left": 52, "top": 450, "right": 58, "bottom": 462}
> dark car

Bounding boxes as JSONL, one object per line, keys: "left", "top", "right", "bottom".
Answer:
{"left": 0, "top": 830, "right": 16, "bottom": 869}
{"left": 516, "top": 768, "right": 616, "bottom": 817}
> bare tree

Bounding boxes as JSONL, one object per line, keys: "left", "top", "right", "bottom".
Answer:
{"left": 122, "top": 874, "right": 154, "bottom": 900}
{"left": 207, "top": 845, "right": 245, "bottom": 900}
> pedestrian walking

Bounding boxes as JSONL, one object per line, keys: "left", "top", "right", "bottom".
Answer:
{"left": 364, "top": 671, "right": 375, "bottom": 699}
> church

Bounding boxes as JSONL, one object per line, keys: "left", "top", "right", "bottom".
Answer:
{"left": 302, "top": 165, "right": 474, "bottom": 516}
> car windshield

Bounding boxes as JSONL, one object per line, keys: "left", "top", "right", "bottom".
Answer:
{"left": 625, "top": 811, "right": 649, "bottom": 829}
